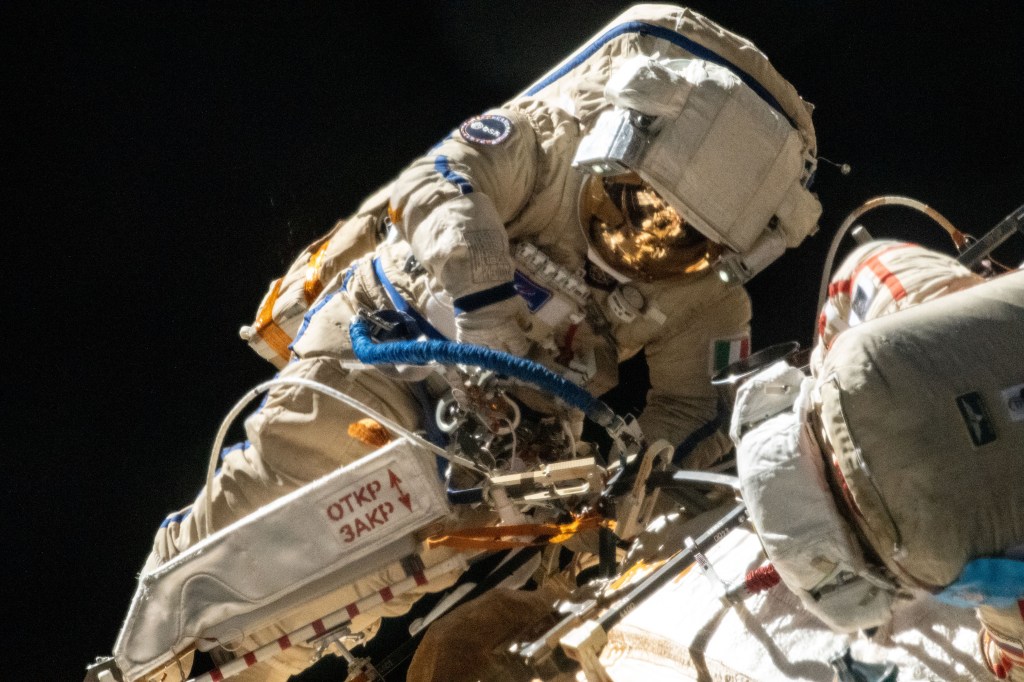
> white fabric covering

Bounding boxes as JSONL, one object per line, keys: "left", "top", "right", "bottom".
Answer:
{"left": 600, "top": 528, "right": 988, "bottom": 681}
{"left": 114, "top": 439, "right": 452, "bottom": 680}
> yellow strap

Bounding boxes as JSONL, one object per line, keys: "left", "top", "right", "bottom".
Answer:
{"left": 303, "top": 240, "right": 332, "bottom": 304}
{"left": 427, "top": 513, "right": 612, "bottom": 551}
{"left": 252, "top": 278, "right": 293, "bottom": 364}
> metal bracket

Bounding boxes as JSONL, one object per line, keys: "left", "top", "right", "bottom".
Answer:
{"left": 560, "top": 620, "right": 613, "bottom": 682}
{"left": 82, "top": 658, "right": 124, "bottom": 682}
{"left": 487, "top": 457, "right": 603, "bottom": 502}
{"left": 615, "top": 440, "right": 674, "bottom": 540}
{"left": 957, "top": 203, "right": 1024, "bottom": 268}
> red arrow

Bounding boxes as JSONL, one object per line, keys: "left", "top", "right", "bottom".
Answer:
{"left": 389, "top": 468, "right": 411, "bottom": 510}
{"left": 388, "top": 469, "right": 403, "bottom": 491}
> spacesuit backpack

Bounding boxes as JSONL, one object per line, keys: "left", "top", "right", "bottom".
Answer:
{"left": 732, "top": 243, "right": 1024, "bottom": 632}
{"left": 814, "top": 267, "right": 1024, "bottom": 592}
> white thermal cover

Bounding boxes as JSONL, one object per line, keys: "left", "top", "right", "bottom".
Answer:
{"left": 113, "top": 438, "right": 452, "bottom": 680}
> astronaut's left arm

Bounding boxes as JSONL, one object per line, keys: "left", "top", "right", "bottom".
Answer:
{"left": 387, "top": 109, "right": 542, "bottom": 353}
{"left": 637, "top": 282, "right": 752, "bottom": 469}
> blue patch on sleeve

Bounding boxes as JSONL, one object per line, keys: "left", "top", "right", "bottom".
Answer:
{"left": 459, "top": 114, "right": 513, "bottom": 146}
{"left": 513, "top": 270, "right": 552, "bottom": 312}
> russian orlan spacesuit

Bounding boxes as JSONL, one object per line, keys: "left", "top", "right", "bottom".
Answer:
{"left": 733, "top": 239, "right": 1024, "bottom": 680}
{"left": 140, "top": 5, "right": 822, "bottom": 681}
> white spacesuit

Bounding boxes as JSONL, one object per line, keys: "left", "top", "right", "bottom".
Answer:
{"left": 138, "top": 5, "right": 821, "bottom": 681}
{"left": 734, "top": 238, "right": 1024, "bottom": 680}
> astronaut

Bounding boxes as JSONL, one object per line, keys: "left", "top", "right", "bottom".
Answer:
{"left": 815, "top": 241, "right": 1024, "bottom": 680}
{"left": 141, "top": 5, "right": 821, "bottom": 681}
{"left": 733, "top": 235, "right": 1024, "bottom": 680}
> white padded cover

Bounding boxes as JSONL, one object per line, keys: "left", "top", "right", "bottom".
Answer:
{"left": 600, "top": 527, "right": 989, "bottom": 681}
{"left": 817, "top": 269, "right": 1024, "bottom": 589}
{"left": 113, "top": 438, "right": 452, "bottom": 680}
{"left": 734, "top": 362, "right": 894, "bottom": 632}
{"left": 606, "top": 57, "right": 814, "bottom": 253}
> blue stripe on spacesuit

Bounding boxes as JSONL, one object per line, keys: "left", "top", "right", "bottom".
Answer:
{"left": 372, "top": 257, "right": 448, "bottom": 340}
{"left": 159, "top": 439, "right": 251, "bottom": 533}
{"left": 434, "top": 155, "right": 474, "bottom": 194}
{"left": 219, "top": 440, "right": 250, "bottom": 462}
{"left": 671, "top": 414, "right": 723, "bottom": 466}
{"left": 524, "top": 21, "right": 795, "bottom": 129}
{"left": 453, "top": 282, "right": 518, "bottom": 315}
{"left": 935, "top": 558, "right": 1024, "bottom": 608}
{"left": 341, "top": 264, "right": 355, "bottom": 291}
{"left": 160, "top": 508, "right": 191, "bottom": 528}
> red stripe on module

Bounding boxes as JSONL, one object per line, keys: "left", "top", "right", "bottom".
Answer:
{"left": 1018, "top": 598, "right": 1024, "bottom": 621}
{"left": 243, "top": 652, "right": 258, "bottom": 667}
{"left": 739, "top": 337, "right": 750, "bottom": 359}
{"left": 863, "top": 258, "right": 907, "bottom": 300}
{"left": 312, "top": 618, "right": 326, "bottom": 636}
{"left": 849, "top": 243, "right": 912, "bottom": 300}
{"left": 380, "top": 586, "right": 394, "bottom": 602}
{"left": 278, "top": 634, "right": 292, "bottom": 650}
{"left": 346, "top": 603, "right": 360, "bottom": 619}
{"left": 828, "top": 279, "right": 851, "bottom": 298}
{"left": 210, "top": 670, "right": 225, "bottom": 682}
{"left": 413, "top": 571, "right": 428, "bottom": 586}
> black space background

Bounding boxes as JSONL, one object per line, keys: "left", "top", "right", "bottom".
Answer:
{"left": 4, "top": 3, "right": 1024, "bottom": 680}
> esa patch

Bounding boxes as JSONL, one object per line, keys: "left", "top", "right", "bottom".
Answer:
{"left": 459, "top": 114, "right": 513, "bottom": 146}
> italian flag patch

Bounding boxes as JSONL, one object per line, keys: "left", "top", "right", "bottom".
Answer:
{"left": 711, "top": 336, "right": 750, "bottom": 374}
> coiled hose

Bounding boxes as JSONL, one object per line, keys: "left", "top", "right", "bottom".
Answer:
{"left": 349, "top": 315, "right": 619, "bottom": 430}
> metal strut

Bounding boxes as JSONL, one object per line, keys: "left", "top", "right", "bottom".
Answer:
{"left": 957, "top": 203, "right": 1024, "bottom": 268}
{"left": 517, "top": 502, "right": 749, "bottom": 680}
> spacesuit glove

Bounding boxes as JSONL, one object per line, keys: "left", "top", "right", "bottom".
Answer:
{"left": 455, "top": 295, "right": 531, "bottom": 357}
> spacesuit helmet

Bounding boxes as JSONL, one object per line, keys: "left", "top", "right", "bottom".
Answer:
{"left": 573, "top": 56, "right": 822, "bottom": 284}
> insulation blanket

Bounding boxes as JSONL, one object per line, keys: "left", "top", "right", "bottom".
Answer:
{"left": 599, "top": 527, "right": 989, "bottom": 681}
{"left": 817, "top": 269, "right": 1024, "bottom": 588}
{"left": 114, "top": 438, "right": 452, "bottom": 680}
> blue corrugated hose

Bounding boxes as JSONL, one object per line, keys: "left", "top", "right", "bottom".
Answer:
{"left": 349, "top": 315, "right": 616, "bottom": 428}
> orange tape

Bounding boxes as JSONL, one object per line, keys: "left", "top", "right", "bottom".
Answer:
{"left": 303, "top": 240, "right": 332, "bottom": 304}
{"left": 347, "top": 418, "right": 392, "bottom": 448}
{"left": 387, "top": 202, "right": 402, "bottom": 226}
{"left": 252, "top": 278, "right": 293, "bottom": 364}
{"left": 428, "top": 513, "right": 612, "bottom": 551}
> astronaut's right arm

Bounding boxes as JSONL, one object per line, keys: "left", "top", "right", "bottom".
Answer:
{"left": 387, "top": 109, "right": 540, "bottom": 353}
{"left": 639, "top": 281, "right": 752, "bottom": 469}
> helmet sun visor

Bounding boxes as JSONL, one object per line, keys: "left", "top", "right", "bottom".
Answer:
{"left": 580, "top": 173, "right": 717, "bottom": 282}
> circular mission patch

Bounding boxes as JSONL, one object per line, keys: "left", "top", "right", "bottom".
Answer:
{"left": 459, "top": 114, "right": 513, "bottom": 146}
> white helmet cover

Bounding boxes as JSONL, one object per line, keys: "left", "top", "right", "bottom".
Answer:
{"left": 575, "top": 56, "right": 821, "bottom": 257}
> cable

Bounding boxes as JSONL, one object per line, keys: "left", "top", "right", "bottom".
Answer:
{"left": 202, "top": 375, "right": 488, "bottom": 536}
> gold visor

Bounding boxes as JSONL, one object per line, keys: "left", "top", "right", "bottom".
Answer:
{"left": 579, "top": 173, "right": 718, "bottom": 282}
